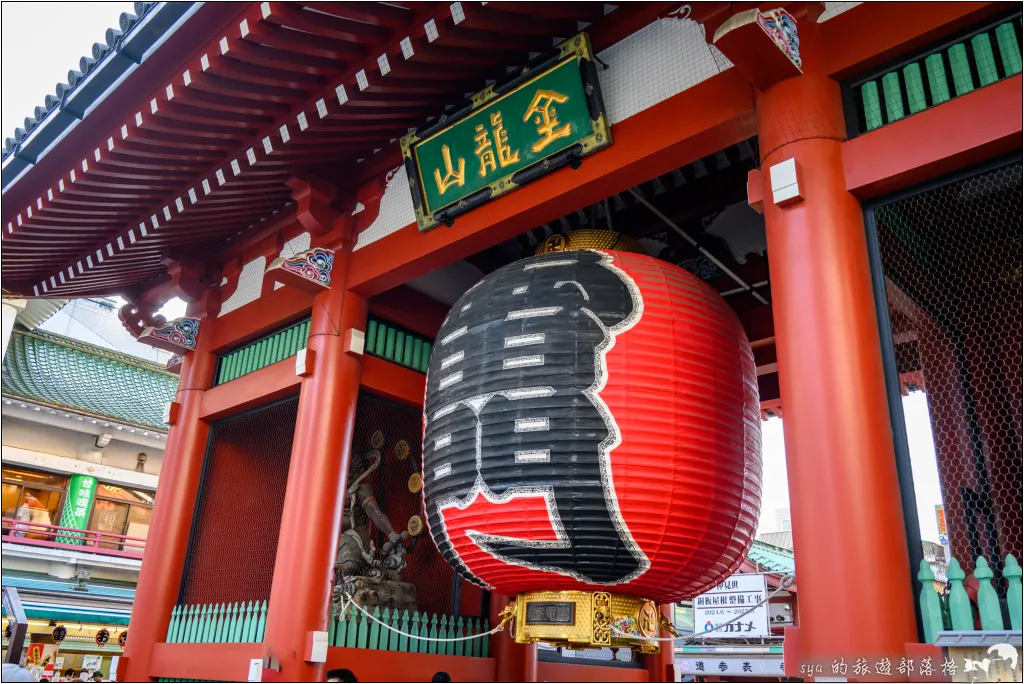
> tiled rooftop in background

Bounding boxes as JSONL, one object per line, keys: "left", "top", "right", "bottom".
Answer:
{"left": 2, "top": 327, "right": 176, "bottom": 430}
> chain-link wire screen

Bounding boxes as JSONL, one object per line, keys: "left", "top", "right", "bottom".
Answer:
{"left": 340, "top": 392, "right": 483, "bottom": 618}
{"left": 872, "top": 161, "right": 1022, "bottom": 586}
{"left": 178, "top": 396, "right": 299, "bottom": 605}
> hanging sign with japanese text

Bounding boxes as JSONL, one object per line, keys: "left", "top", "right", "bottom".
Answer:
{"left": 692, "top": 573, "right": 771, "bottom": 639}
{"left": 677, "top": 654, "right": 785, "bottom": 678}
{"left": 55, "top": 474, "right": 97, "bottom": 545}
{"left": 400, "top": 32, "right": 611, "bottom": 231}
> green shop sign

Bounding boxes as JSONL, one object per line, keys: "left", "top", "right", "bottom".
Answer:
{"left": 401, "top": 32, "right": 611, "bottom": 231}
{"left": 56, "top": 474, "right": 97, "bottom": 544}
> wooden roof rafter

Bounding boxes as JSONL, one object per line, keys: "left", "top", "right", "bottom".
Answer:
{"left": 3, "top": 1, "right": 706, "bottom": 300}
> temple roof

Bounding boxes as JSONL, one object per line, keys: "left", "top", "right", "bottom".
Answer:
{"left": 747, "top": 539, "right": 795, "bottom": 575}
{"left": 0, "top": 1, "right": 728, "bottom": 300}
{"left": 2, "top": 3, "right": 167, "bottom": 161}
{"left": 755, "top": 530, "right": 793, "bottom": 550}
{"left": 1, "top": 327, "right": 177, "bottom": 430}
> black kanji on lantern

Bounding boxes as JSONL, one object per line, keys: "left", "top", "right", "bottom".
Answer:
{"left": 95, "top": 628, "right": 110, "bottom": 647}
{"left": 423, "top": 250, "right": 647, "bottom": 586}
{"left": 52, "top": 625, "right": 67, "bottom": 642}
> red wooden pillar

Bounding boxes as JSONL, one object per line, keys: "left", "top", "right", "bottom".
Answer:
{"left": 262, "top": 232, "right": 367, "bottom": 681}
{"left": 645, "top": 604, "right": 675, "bottom": 682}
{"left": 755, "top": 28, "right": 918, "bottom": 668}
{"left": 490, "top": 594, "right": 537, "bottom": 682}
{"left": 122, "top": 300, "right": 219, "bottom": 682}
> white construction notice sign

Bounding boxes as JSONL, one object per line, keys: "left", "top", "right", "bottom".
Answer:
{"left": 692, "top": 573, "right": 771, "bottom": 638}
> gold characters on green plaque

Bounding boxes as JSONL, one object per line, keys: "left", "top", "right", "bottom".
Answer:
{"left": 434, "top": 88, "right": 573, "bottom": 195}
{"left": 433, "top": 144, "right": 466, "bottom": 195}
{"left": 474, "top": 112, "right": 520, "bottom": 177}
{"left": 523, "top": 89, "right": 572, "bottom": 153}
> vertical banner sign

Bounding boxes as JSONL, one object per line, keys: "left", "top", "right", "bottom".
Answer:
{"left": 56, "top": 474, "right": 97, "bottom": 544}
{"left": 935, "top": 505, "right": 948, "bottom": 546}
{"left": 401, "top": 32, "right": 611, "bottom": 231}
{"left": 692, "top": 574, "right": 771, "bottom": 638}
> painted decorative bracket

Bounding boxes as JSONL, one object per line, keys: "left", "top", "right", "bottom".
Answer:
{"left": 166, "top": 354, "right": 183, "bottom": 375}
{"left": 265, "top": 247, "right": 335, "bottom": 293}
{"left": 139, "top": 317, "right": 200, "bottom": 353}
{"left": 713, "top": 7, "right": 802, "bottom": 91}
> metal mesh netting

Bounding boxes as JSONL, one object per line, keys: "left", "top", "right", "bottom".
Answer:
{"left": 340, "top": 392, "right": 482, "bottom": 618}
{"left": 178, "top": 397, "right": 298, "bottom": 605}
{"left": 872, "top": 161, "right": 1022, "bottom": 585}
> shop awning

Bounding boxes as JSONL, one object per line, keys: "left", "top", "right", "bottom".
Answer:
{"left": 2, "top": 602, "right": 131, "bottom": 626}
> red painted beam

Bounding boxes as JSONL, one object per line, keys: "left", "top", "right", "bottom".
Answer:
{"left": 538, "top": 662, "right": 651, "bottom": 683}
{"left": 360, "top": 354, "right": 426, "bottom": 408}
{"left": 843, "top": 75, "right": 1023, "bottom": 199}
{"left": 822, "top": 2, "right": 1006, "bottom": 80}
{"left": 209, "top": 285, "right": 314, "bottom": 353}
{"left": 324, "top": 647, "right": 497, "bottom": 682}
{"left": 346, "top": 70, "right": 755, "bottom": 297}
{"left": 148, "top": 642, "right": 265, "bottom": 682}
{"left": 199, "top": 357, "right": 302, "bottom": 421}
{"left": 368, "top": 284, "right": 450, "bottom": 338}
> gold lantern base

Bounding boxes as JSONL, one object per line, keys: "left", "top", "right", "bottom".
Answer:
{"left": 503, "top": 590, "right": 674, "bottom": 653}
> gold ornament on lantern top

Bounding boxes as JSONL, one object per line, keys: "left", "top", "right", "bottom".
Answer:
{"left": 535, "top": 229, "right": 646, "bottom": 256}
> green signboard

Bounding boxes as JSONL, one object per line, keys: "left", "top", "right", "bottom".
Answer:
{"left": 56, "top": 474, "right": 97, "bottom": 544}
{"left": 401, "top": 33, "right": 611, "bottom": 231}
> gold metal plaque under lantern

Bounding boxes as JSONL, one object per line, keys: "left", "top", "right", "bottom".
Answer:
{"left": 536, "top": 229, "right": 646, "bottom": 256}
{"left": 505, "top": 590, "right": 669, "bottom": 653}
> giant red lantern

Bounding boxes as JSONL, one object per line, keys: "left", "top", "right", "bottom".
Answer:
{"left": 421, "top": 243, "right": 761, "bottom": 648}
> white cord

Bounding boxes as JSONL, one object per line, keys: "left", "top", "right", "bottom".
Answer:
{"left": 343, "top": 574, "right": 794, "bottom": 647}
{"left": 611, "top": 575, "right": 796, "bottom": 643}
{"left": 339, "top": 596, "right": 505, "bottom": 642}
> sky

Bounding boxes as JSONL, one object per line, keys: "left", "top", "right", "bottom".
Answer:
{"left": 756, "top": 394, "right": 945, "bottom": 545}
{"left": 1, "top": 2, "right": 945, "bottom": 548}
{"left": 1, "top": 2, "right": 134, "bottom": 139}
{"left": 1, "top": 3, "right": 187, "bottom": 317}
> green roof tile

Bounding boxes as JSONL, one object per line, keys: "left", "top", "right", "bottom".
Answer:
{"left": 747, "top": 539, "right": 796, "bottom": 574}
{"left": 2, "top": 328, "right": 177, "bottom": 430}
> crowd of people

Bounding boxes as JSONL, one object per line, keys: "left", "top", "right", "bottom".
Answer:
{"left": 1, "top": 663, "right": 105, "bottom": 682}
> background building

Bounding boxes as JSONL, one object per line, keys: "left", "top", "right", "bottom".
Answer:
{"left": 1, "top": 320, "right": 174, "bottom": 677}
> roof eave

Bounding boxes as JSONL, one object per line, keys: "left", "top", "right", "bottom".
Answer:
{"left": 2, "top": 3, "right": 202, "bottom": 192}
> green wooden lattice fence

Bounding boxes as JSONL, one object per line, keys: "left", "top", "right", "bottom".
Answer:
{"left": 918, "top": 553, "right": 1023, "bottom": 643}
{"left": 852, "top": 16, "right": 1022, "bottom": 134}
{"left": 329, "top": 604, "right": 491, "bottom": 657}
{"left": 165, "top": 600, "right": 268, "bottom": 644}
{"left": 365, "top": 316, "right": 433, "bottom": 374}
{"left": 215, "top": 318, "right": 310, "bottom": 385}
{"left": 163, "top": 600, "right": 491, "bottom": 658}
